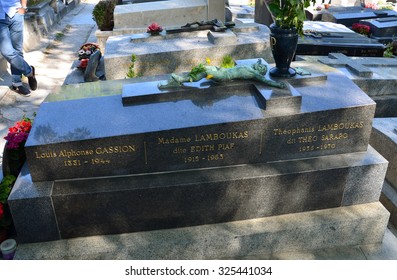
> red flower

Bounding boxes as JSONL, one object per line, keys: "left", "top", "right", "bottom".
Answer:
{"left": 4, "top": 117, "right": 33, "bottom": 150}
{"left": 79, "top": 58, "right": 89, "bottom": 69}
{"left": 352, "top": 23, "right": 370, "bottom": 35}
{"left": 147, "top": 22, "right": 163, "bottom": 33}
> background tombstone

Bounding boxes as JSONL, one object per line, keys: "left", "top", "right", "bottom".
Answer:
{"left": 104, "top": 23, "right": 274, "bottom": 80}
{"left": 321, "top": 6, "right": 397, "bottom": 27}
{"left": 359, "top": 17, "right": 397, "bottom": 42}
{"left": 254, "top": 0, "right": 274, "bottom": 27}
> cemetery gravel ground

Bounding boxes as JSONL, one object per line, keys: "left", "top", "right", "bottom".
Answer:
{"left": 0, "top": 0, "right": 98, "bottom": 178}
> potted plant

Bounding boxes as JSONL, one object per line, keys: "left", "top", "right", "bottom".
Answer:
{"left": 265, "top": 0, "right": 315, "bottom": 77}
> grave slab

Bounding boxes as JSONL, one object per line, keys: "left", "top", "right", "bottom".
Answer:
{"left": 113, "top": 0, "right": 224, "bottom": 31}
{"left": 360, "top": 16, "right": 397, "bottom": 42}
{"left": 104, "top": 23, "right": 274, "bottom": 80}
{"left": 303, "top": 54, "right": 397, "bottom": 117}
{"left": 298, "top": 34, "right": 385, "bottom": 57}
{"left": 318, "top": 53, "right": 374, "bottom": 77}
{"left": 298, "top": 22, "right": 385, "bottom": 57}
{"left": 24, "top": 60, "right": 375, "bottom": 181}
{"left": 321, "top": 6, "right": 397, "bottom": 27}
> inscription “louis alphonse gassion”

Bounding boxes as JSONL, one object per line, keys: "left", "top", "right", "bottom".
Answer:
{"left": 34, "top": 145, "right": 136, "bottom": 159}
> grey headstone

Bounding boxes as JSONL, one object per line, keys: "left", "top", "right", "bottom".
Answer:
{"left": 84, "top": 50, "right": 102, "bottom": 82}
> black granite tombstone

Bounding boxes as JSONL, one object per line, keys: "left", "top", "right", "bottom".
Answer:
{"left": 8, "top": 59, "right": 387, "bottom": 243}
{"left": 297, "top": 31, "right": 385, "bottom": 56}
{"left": 360, "top": 16, "right": 397, "bottom": 41}
{"left": 321, "top": 6, "right": 397, "bottom": 27}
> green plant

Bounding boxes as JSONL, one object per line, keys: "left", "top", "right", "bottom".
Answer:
{"left": 54, "top": 32, "right": 64, "bottom": 41}
{"left": 126, "top": 54, "right": 138, "bottom": 78}
{"left": 0, "top": 175, "right": 16, "bottom": 231}
{"left": 188, "top": 63, "right": 207, "bottom": 81}
{"left": 384, "top": 42, "right": 394, "bottom": 58}
{"left": 92, "top": 0, "right": 115, "bottom": 31}
{"left": 267, "top": 0, "right": 315, "bottom": 36}
{"left": 220, "top": 55, "right": 235, "bottom": 68}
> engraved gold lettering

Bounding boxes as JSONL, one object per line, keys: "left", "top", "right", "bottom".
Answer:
{"left": 317, "top": 122, "right": 364, "bottom": 132}
{"left": 58, "top": 149, "right": 94, "bottom": 158}
{"left": 287, "top": 138, "right": 296, "bottom": 144}
{"left": 95, "top": 145, "right": 135, "bottom": 154}
{"left": 217, "top": 143, "right": 235, "bottom": 150}
{"left": 173, "top": 147, "right": 187, "bottom": 154}
{"left": 273, "top": 127, "right": 315, "bottom": 136}
{"left": 158, "top": 137, "right": 191, "bottom": 144}
{"left": 63, "top": 159, "right": 81, "bottom": 167}
{"left": 195, "top": 131, "right": 248, "bottom": 142}
{"left": 35, "top": 151, "right": 57, "bottom": 158}
{"left": 321, "top": 133, "right": 349, "bottom": 141}
{"left": 298, "top": 135, "right": 318, "bottom": 143}
{"left": 190, "top": 145, "right": 215, "bottom": 153}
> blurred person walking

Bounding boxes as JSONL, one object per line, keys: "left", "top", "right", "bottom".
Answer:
{"left": 0, "top": 0, "right": 37, "bottom": 96}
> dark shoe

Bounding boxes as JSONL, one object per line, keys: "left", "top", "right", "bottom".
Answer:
{"left": 28, "top": 66, "right": 37, "bottom": 90}
{"left": 11, "top": 85, "right": 31, "bottom": 97}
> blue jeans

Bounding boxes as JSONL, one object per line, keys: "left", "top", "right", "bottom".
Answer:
{"left": 0, "top": 13, "right": 32, "bottom": 85}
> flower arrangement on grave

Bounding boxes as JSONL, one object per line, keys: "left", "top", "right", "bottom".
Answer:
{"left": 2, "top": 115, "right": 34, "bottom": 177}
{"left": 266, "top": 0, "right": 316, "bottom": 36}
{"left": 78, "top": 43, "right": 101, "bottom": 69}
{"left": 147, "top": 22, "right": 163, "bottom": 35}
{"left": 364, "top": 0, "right": 395, "bottom": 10}
{"left": 351, "top": 23, "right": 371, "bottom": 36}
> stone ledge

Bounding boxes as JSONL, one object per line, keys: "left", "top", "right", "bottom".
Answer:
{"left": 13, "top": 202, "right": 389, "bottom": 259}
{"left": 371, "top": 118, "right": 397, "bottom": 186}
{"left": 381, "top": 180, "right": 397, "bottom": 229}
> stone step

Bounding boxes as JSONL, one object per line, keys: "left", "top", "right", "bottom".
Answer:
{"left": 370, "top": 118, "right": 397, "bottom": 229}
{"left": 9, "top": 145, "right": 387, "bottom": 243}
{"left": 13, "top": 202, "right": 389, "bottom": 259}
{"left": 381, "top": 180, "right": 397, "bottom": 230}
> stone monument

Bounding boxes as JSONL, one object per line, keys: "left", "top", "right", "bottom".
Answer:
{"left": 321, "top": 6, "right": 397, "bottom": 27}
{"left": 104, "top": 23, "right": 274, "bottom": 80}
{"left": 8, "top": 59, "right": 389, "bottom": 259}
{"left": 359, "top": 16, "right": 397, "bottom": 42}
{"left": 299, "top": 53, "right": 397, "bottom": 117}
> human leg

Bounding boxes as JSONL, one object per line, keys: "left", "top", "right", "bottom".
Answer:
{"left": 0, "top": 14, "right": 36, "bottom": 91}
